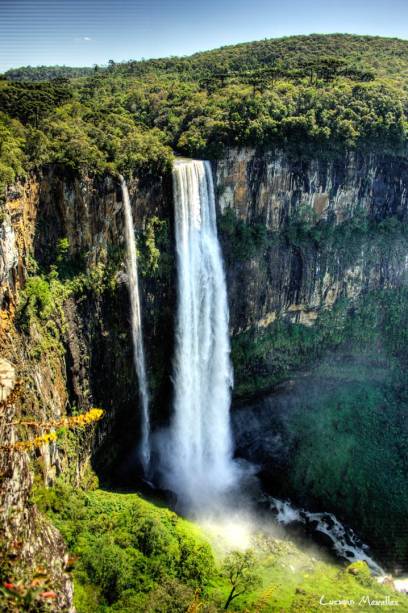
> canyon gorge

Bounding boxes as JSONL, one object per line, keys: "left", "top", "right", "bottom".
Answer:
{"left": 2, "top": 144, "right": 408, "bottom": 610}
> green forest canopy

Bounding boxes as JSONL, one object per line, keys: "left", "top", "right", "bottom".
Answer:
{"left": 1, "top": 33, "right": 408, "bottom": 197}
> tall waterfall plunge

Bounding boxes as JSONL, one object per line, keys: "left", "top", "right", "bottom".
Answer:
{"left": 162, "top": 159, "right": 238, "bottom": 511}
{"left": 121, "top": 177, "right": 150, "bottom": 472}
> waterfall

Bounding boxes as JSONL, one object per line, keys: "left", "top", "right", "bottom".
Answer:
{"left": 163, "top": 159, "right": 237, "bottom": 510}
{"left": 120, "top": 176, "right": 150, "bottom": 471}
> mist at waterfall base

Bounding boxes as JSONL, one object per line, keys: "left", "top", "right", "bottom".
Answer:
{"left": 121, "top": 176, "right": 151, "bottom": 472}
{"left": 152, "top": 158, "right": 254, "bottom": 544}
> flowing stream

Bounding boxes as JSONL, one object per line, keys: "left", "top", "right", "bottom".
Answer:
{"left": 121, "top": 176, "right": 150, "bottom": 471}
{"left": 162, "top": 159, "right": 237, "bottom": 510}
{"left": 266, "top": 496, "right": 384, "bottom": 574}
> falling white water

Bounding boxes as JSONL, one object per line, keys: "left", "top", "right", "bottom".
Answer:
{"left": 120, "top": 176, "right": 150, "bottom": 471}
{"left": 163, "top": 159, "right": 237, "bottom": 510}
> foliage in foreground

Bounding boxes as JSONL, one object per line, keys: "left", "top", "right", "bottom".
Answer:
{"left": 2, "top": 408, "right": 103, "bottom": 452}
{"left": 221, "top": 550, "right": 261, "bottom": 610}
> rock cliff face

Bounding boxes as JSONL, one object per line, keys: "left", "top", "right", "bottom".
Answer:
{"left": 33, "top": 167, "right": 175, "bottom": 469}
{"left": 216, "top": 148, "right": 408, "bottom": 229}
{"left": 1, "top": 179, "right": 39, "bottom": 324}
{"left": 215, "top": 148, "right": 408, "bottom": 568}
{"left": 1, "top": 168, "right": 174, "bottom": 445}
{"left": 0, "top": 358, "right": 74, "bottom": 611}
{"left": 0, "top": 179, "right": 76, "bottom": 609}
{"left": 0, "top": 167, "right": 174, "bottom": 609}
{"left": 215, "top": 148, "right": 408, "bottom": 333}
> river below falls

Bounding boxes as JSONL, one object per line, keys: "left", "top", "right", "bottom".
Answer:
{"left": 138, "top": 475, "right": 386, "bottom": 575}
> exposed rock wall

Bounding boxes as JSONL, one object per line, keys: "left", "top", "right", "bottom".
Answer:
{"left": 215, "top": 149, "right": 408, "bottom": 567}
{"left": 19, "top": 167, "right": 175, "bottom": 480}
{"left": 216, "top": 148, "right": 408, "bottom": 229}
{"left": 215, "top": 148, "right": 408, "bottom": 333}
{"left": 0, "top": 179, "right": 39, "bottom": 326}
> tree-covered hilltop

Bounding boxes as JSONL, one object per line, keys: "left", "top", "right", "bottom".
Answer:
{"left": 111, "top": 33, "right": 408, "bottom": 85}
{"left": 1, "top": 33, "right": 408, "bottom": 198}
{"left": 3, "top": 65, "right": 98, "bottom": 82}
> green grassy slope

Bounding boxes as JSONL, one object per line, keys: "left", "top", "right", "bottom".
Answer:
{"left": 30, "top": 482, "right": 408, "bottom": 612}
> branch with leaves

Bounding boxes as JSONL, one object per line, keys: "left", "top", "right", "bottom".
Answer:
{"left": 2, "top": 408, "right": 104, "bottom": 451}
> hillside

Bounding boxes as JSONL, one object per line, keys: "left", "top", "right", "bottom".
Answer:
{"left": 7, "top": 34, "right": 408, "bottom": 84}
{"left": 114, "top": 33, "right": 408, "bottom": 85}
{"left": 1, "top": 33, "right": 408, "bottom": 203}
{"left": 3, "top": 65, "right": 97, "bottom": 82}
{"left": 26, "top": 482, "right": 408, "bottom": 611}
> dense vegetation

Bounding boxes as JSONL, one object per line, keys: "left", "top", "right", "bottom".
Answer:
{"left": 4, "top": 66, "right": 97, "bottom": 82}
{"left": 30, "top": 481, "right": 405, "bottom": 612}
{"left": 33, "top": 483, "right": 216, "bottom": 612}
{"left": 1, "top": 34, "right": 408, "bottom": 200}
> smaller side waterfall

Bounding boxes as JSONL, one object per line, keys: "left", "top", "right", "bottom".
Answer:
{"left": 121, "top": 176, "right": 150, "bottom": 471}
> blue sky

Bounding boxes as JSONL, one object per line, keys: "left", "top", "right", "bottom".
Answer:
{"left": 1, "top": 0, "right": 407, "bottom": 72}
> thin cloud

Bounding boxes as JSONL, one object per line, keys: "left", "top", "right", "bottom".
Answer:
{"left": 74, "top": 36, "right": 93, "bottom": 42}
